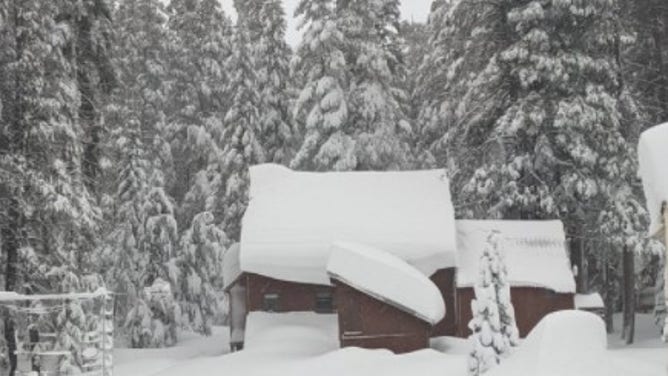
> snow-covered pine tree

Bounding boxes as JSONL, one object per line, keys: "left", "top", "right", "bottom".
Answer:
{"left": 171, "top": 212, "right": 229, "bottom": 335}
{"left": 624, "top": 0, "right": 668, "bottom": 124}
{"left": 61, "top": 0, "right": 116, "bottom": 195}
{"left": 101, "top": 119, "right": 150, "bottom": 334}
{"left": 256, "top": 0, "right": 295, "bottom": 165}
{"left": 468, "top": 231, "right": 519, "bottom": 376}
{"left": 449, "top": 0, "right": 642, "bottom": 221}
{"left": 337, "top": 0, "right": 413, "bottom": 170}
{"left": 233, "top": 0, "right": 264, "bottom": 43}
{"left": 140, "top": 171, "right": 181, "bottom": 345}
{"left": 450, "top": 0, "right": 648, "bottom": 339}
{"left": 125, "top": 277, "right": 180, "bottom": 348}
{"left": 144, "top": 177, "right": 179, "bottom": 287}
{"left": 413, "top": 0, "right": 505, "bottom": 174}
{"left": 108, "top": 0, "right": 174, "bottom": 177}
{"left": 412, "top": 0, "right": 454, "bottom": 167}
{"left": 103, "top": 0, "right": 181, "bottom": 348}
{"left": 103, "top": 120, "right": 181, "bottom": 348}
{"left": 0, "top": 1, "right": 100, "bottom": 370}
{"left": 290, "top": 0, "right": 352, "bottom": 171}
{"left": 166, "top": 0, "right": 233, "bottom": 228}
{"left": 399, "top": 20, "right": 427, "bottom": 131}
{"left": 47, "top": 269, "right": 88, "bottom": 374}
{"left": 215, "top": 20, "right": 266, "bottom": 240}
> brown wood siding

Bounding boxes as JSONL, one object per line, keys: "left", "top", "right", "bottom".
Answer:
{"left": 456, "top": 287, "right": 574, "bottom": 338}
{"left": 333, "top": 281, "right": 431, "bottom": 354}
{"left": 430, "top": 268, "right": 457, "bottom": 337}
{"left": 245, "top": 273, "right": 334, "bottom": 312}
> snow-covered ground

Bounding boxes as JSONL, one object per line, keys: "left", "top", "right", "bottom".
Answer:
{"left": 115, "top": 312, "right": 666, "bottom": 376}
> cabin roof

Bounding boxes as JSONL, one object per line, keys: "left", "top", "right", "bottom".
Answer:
{"left": 639, "top": 122, "right": 668, "bottom": 238}
{"left": 239, "top": 164, "right": 457, "bottom": 286}
{"left": 326, "top": 242, "right": 445, "bottom": 325}
{"left": 455, "top": 220, "right": 576, "bottom": 293}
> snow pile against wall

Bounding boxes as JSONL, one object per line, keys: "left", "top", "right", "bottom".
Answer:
{"left": 327, "top": 242, "right": 445, "bottom": 325}
{"left": 639, "top": 123, "right": 668, "bottom": 237}
{"left": 244, "top": 312, "right": 339, "bottom": 353}
{"left": 456, "top": 220, "right": 575, "bottom": 293}
{"left": 241, "top": 164, "right": 457, "bottom": 285}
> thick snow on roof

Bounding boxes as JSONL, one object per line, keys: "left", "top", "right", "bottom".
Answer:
{"left": 639, "top": 123, "right": 668, "bottom": 237}
{"left": 456, "top": 220, "right": 575, "bottom": 293}
{"left": 327, "top": 242, "right": 445, "bottom": 325}
{"left": 240, "top": 164, "right": 457, "bottom": 286}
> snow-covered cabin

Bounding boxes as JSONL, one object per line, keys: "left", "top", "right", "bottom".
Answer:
{"left": 224, "top": 164, "right": 577, "bottom": 352}
{"left": 455, "top": 220, "right": 576, "bottom": 337}
{"left": 224, "top": 164, "right": 458, "bottom": 353}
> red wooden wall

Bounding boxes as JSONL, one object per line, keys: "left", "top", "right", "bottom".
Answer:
{"left": 430, "top": 268, "right": 457, "bottom": 336}
{"left": 456, "top": 287, "right": 574, "bottom": 338}
{"left": 333, "top": 281, "right": 432, "bottom": 354}
{"left": 243, "top": 273, "right": 334, "bottom": 312}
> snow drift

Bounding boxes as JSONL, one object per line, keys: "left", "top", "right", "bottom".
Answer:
{"left": 326, "top": 242, "right": 445, "bottom": 325}
{"left": 487, "top": 310, "right": 607, "bottom": 376}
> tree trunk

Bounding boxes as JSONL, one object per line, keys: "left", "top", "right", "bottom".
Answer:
{"left": 622, "top": 248, "right": 635, "bottom": 345}
{"left": 602, "top": 250, "right": 614, "bottom": 333}
{"left": 3, "top": 2, "right": 24, "bottom": 374}
{"left": 78, "top": 17, "right": 100, "bottom": 194}
{"left": 2, "top": 196, "right": 20, "bottom": 376}
{"left": 570, "top": 225, "right": 588, "bottom": 293}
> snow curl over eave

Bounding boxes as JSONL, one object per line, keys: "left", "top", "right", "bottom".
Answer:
{"left": 326, "top": 242, "right": 446, "bottom": 325}
{"left": 639, "top": 123, "right": 668, "bottom": 238}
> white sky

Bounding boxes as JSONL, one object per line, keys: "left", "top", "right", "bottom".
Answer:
{"left": 220, "top": 0, "right": 432, "bottom": 47}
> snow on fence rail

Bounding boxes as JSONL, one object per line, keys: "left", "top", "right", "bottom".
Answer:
{"left": 0, "top": 288, "right": 114, "bottom": 376}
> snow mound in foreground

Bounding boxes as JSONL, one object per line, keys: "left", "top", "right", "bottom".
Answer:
{"left": 639, "top": 122, "right": 668, "bottom": 236}
{"left": 327, "top": 242, "right": 445, "bottom": 325}
{"left": 486, "top": 310, "right": 664, "bottom": 376}
{"left": 488, "top": 310, "right": 605, "bottom": 376}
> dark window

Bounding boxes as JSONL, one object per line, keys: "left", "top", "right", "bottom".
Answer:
{"left": 315, "top": 291, "right": 334, "bottom": 313}
{"left": 263, "top": 293, "right": 279, "bottom": 312}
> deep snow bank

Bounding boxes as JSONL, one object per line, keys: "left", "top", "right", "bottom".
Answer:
{"left": 487, "top": 311, "right": 661, "bottom": 376}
